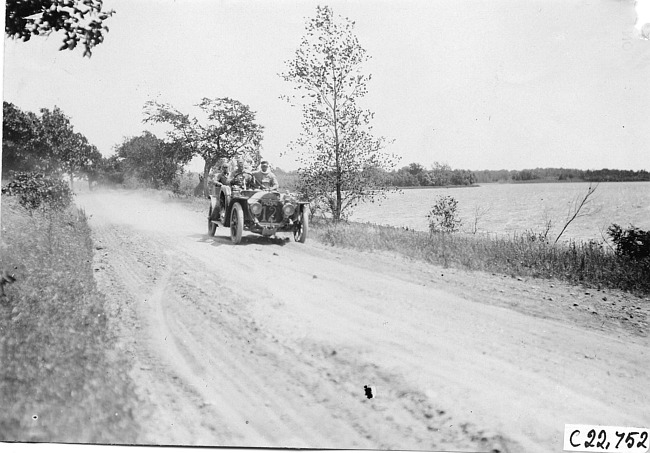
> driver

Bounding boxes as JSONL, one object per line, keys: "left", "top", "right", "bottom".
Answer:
{"left": 253, "top": 160, "right": 279, "bottom": 190}
{"left": 229, "top": 158, "right": 255, "bottom": 189}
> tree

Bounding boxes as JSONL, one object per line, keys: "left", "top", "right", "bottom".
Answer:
{"left": 38, "top": 106, "right": 94, "bottom": 186}
{"left": 143, "top": 98, "right": 264, "bottom": 197}
{"left": 430, "top": 161, "right": 451, "bottom": 186}
{"left": 407, "top": 162, "right": 425, "bottom": 176}
{"left": 2, "top": 102, "right": 47, "bottom": 176}
{"left": 5, "top": 0, "right": 114, "bottom": 57}
{"left": 427, "top": 195, "right": 462, "bottom": 234}
{"left": 2, "top": 103, "right": 103, "bottom": 186}
{"left": 280, "top": 5, "right": 397, "bottom": 221}
{"left": 58, "top": 132, "right": 103, "bottom": 189}
{"left": 115, "top": 131, "right": 190, "bottom": 190}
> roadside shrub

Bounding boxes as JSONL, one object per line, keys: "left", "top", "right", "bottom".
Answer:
{"left": 607, "top": 224, "right": 650, "bottom": 260}
{"left": 1, "top": 172, "right": 73, "bottom": 213}
{"left": 426, "top": 195, "right": 462, "bottom": 234}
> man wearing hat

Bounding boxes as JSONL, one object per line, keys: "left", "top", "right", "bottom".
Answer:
{"left": 253, "top": 160, "right": 279, "bottom": 190}
{"left": 215, "top": 163, "right": 230, "bottom": 187}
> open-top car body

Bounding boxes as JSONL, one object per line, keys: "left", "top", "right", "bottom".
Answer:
{"left": 207, "top": 175, "right": 309, "bottom": 244}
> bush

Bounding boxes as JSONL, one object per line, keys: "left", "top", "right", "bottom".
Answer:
{"left": 426, "top": 195, "right": 462, "bottom": 234}
{"left": 1, "top": 172, "right": 73, "bottom": 214}
{"left": 607, "top": 224, "right": 650, "bottom": 261}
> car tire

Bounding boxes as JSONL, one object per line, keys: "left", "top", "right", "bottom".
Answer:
{"left": 294, "top": 206, "right": 309, "bottom": 243}
{"left": 230, "top": 203, "right": 244, "bottom": 244}
{"left": 208, "top": 205, "right": 217, "bottom": 236}
{"left": 219, "top": 197, "right": 226, "bottom": 225}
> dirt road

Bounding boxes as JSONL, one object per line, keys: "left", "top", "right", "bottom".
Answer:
{"left": 76, "top": 189, "right": 649, "bottom": 453}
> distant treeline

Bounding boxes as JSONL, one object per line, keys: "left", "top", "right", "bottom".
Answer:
{"left": 473, "top": 167, "right": 650, "bottom": 183}
{"left": 273, "top": 164, "right": 649, "bottom": 189}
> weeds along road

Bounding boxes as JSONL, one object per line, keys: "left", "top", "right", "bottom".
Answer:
{"left": 76, "top": 189, "right": 649, "bottom": 453}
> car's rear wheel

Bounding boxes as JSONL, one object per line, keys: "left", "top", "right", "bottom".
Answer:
{"left": 208, "top": 205, "right": 217, "bottom": 236}
{"left": 230, "top": 203, "right": 244, "bottom": 244}
{"left": 294, "top": 206, "right": 309, "bottom": 243}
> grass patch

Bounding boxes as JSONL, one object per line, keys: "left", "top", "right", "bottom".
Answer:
{"left": 310, "top": 218, "right": 650, "bottom": 295}
{"left": 0, "top": 195, "right": 140, "bottom": 443}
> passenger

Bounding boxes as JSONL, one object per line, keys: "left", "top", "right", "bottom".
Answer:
{"left": 229, "top": 158, "right": 255, "bottom": 189}
{"left": 253, "top": 160, "right": 279, "bottom": 191}
{"left": 215, "top": 163, "right": 230, "bottom": 187}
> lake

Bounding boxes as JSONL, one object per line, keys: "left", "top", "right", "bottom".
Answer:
{"left": 349, "top": 181, "right": 650, "bottom": 243}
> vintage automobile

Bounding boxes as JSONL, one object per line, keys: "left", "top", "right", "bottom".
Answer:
{"left": 207, "top": 173, "right": 309, "bottom": 244}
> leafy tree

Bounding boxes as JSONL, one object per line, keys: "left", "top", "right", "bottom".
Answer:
{"left": 3, "top": 103, "right": 103, "bottom": 186}
{"left": 91, "top": 154, "right": 124, "bottom": 187}
{"left": 2, "top": 102, "right": 47, "bottom": 176}
{"left": 115, "top": 131, "right": 190, "bottom": 190}
{"left": 56, "top": 132, "right": 102, "bottom": 189}
{"left": 5, "top": 0, "right": 114, "bottom": 57}
{"left": 78, "top": 144, "right": 103, "bottom": 189}
{"left": 143, "top": 98, "right": 264, "bottom": 197}
{"left": 427, "top": 195, "right": 462, "bottom": 234}
{"left": 38, "top": 106, "right": 94, "bottom": 186}
{"left": 407, "top": 162, "right": 425, "bottom": 176}
{"left": 430, "top": 161, "right": 452, "bottom": 186}
{"left": 281, "top": 5, "right": 397, "bottom": 221}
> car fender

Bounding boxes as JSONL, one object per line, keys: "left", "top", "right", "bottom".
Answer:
{"left": 208, "top": 195, "right": 218, "bottom": 211}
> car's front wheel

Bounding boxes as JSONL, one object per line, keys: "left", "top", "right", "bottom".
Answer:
{"left": 230, "top": 203, "right": 244, "bottom": 244}
{"left": 294, "top": 206, "right": 309, "bottom": 243}
{"left": 208, "top": 205, "right": 217, "bottom": 236}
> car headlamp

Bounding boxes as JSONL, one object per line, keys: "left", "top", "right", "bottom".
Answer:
{"left": 250, "top": 202, "right": 263, "bottom": 215}
{"left": 282, "top": 204, "right": 296, "bottom": 217}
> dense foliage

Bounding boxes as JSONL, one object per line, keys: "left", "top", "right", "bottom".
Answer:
{"left": 607, "top": 224, "right": 650, "bottom": 261}
{"left": 281, "top": 6, "right": 398, "bottom": 220}
{"left": 5, "top": 0, "right": 114, "bottom": 57}
{"left": 2, "top": 102, "right": 45, "bottom": 173}
{"left": 388, "top": 162, "right": 475, "bottom": 187}
{"left": 1, "top": 172, "right": 73, "bottom": 213}
{"left": 114, "top": 131, "right": 190, "bottom": 190}
{"left": 2, "top": 102, "right": 102, "bottom": 188}
{"left": 426, "top": 195, "right": 462, "bottom": 234}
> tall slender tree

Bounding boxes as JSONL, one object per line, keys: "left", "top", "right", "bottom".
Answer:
{"left": 281, "top": 5, "right": 398, "bottom": 220}
{"left": 143, "top": 98, "right": 264, "bottom": 197}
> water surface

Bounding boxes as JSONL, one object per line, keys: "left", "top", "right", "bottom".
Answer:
{"left": 350, "top": 182, "right": 650, "bottom": 242}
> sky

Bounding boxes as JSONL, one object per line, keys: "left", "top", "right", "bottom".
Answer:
{"left": 3, "top": 0, "right": 650, "bottom": 172}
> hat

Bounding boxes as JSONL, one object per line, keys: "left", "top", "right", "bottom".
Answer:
{"left": 261, "top": 160, "right": 269, "bottom": 165}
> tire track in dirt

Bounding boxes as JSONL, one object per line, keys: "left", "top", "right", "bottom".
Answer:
{"left": 87, "top": 206, "right": 503, "bottom": 450}
{"left": 79, "top": 190, "right": 649, "bottom": 452}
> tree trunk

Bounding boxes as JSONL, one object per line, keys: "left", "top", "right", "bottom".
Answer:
{"left": 202, "top": 162, "right": 213, "bottom": 198}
